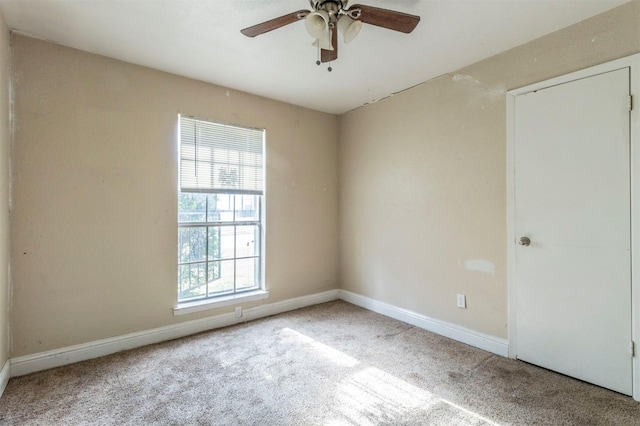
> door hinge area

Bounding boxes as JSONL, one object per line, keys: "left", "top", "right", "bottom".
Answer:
{"left": 631, "top": 341, "right": 635, "bottom": 357}
{"left": 629, "top": 95, "right": 633, "bottom": 112}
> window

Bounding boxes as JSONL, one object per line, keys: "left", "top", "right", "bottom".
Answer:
{"left": 178, "top": 116, "right": 264, "bottom": 303}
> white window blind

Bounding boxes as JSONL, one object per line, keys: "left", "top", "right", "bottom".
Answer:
{"left": 180, "top": 116, "right": 264, "bottom": 194}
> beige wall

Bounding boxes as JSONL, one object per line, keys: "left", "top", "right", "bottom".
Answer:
{"left": 339, "top": 1, "right": 640, "bottom": 339}
{"left": 0, "top": 11, "right": 9, "bottom": 368}
{"left": 10, "top": 35, "right": 338, "bottom": 357}
{"left": 7, "top": 1, "right": 640, "bottom": 360}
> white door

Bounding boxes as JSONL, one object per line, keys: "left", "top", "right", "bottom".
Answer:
{"left": 514, "top": 68, "right": 632, "bottom": 395}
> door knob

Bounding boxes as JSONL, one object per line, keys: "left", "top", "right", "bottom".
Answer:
{"left": 518, "top": 236, "right": 531, "bottom": 246}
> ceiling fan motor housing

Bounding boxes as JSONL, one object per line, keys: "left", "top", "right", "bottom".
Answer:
{"left": 311, "top": 1, "right": 351, "bottom": 23}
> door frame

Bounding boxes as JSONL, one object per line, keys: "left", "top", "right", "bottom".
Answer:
{"left": 506, "top": 53, "right": 640, "bottom": 400}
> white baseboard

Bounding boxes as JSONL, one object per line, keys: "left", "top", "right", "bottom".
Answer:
{"left": 8, "top": 289, "right": 507, "bottom": 378}
{"left": 10, "top": 289, "right": 340, "bottom": 378}
{"left": 338, "top": 290, "right": 509, "bottom": 357}
{"left": 0, "top": 359, "right": 9, "bottom": 397}
{"left": 242, "top": 289, "right": 339, "bottom": 321}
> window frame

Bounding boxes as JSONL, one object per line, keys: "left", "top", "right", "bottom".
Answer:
{"left": 175, "top": 115, "right": 267, "bottom": 314}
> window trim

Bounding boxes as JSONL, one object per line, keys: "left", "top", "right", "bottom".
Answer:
{"left": 173, "top": 289, "right": 269, "bottom": 316}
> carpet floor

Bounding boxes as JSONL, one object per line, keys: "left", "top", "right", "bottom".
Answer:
{"left": 1, "top": 300, "right": 639, "bottom": 425}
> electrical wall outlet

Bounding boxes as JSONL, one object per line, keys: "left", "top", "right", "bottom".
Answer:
{"left": 235, "top": 307, "right": 243, "bottom": 318}
{"left": 456, "top": 294, "right": 466, "bottom": 308}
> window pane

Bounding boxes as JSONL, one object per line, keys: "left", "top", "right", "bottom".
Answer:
{"left": 178, "top": 263, "right": 207, "bottom": 300}
{"left": 208, "top": 259, "right": 221, "bottom": 282}
{"left": 178, "top": 193, "right": 206, "bottom": 222}
{"left": 178, "top": 226, "right": 207, "bottom": 263}
{"left": 207, "top": 260, "right": 235, "bottom": 295}
{"left": 236, "top": 258, "right": 260, "bottom": 291}
{"left": 236, "top": 225, "right": 259, "bottom": 258}
{"left": 207, "top": 227, "right": 221, "bottom": 261}
{"left": 208, "top": 193, "right": 234, "bottom": 222}
{"left": 217, "top": 226, "right": 235, "bottom": 260}
{"left": 235, "top": 194, "right": 259, "bottom": 221}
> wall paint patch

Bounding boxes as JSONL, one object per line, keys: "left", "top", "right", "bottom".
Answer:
{"left": 452, "top": 74, "right": 482, "bottom": 85}
{"left": 451, "top": 74, "right": 506, "bottom": 99}
{"left": 464, "top": 260, "right": 495, "bottom": 276}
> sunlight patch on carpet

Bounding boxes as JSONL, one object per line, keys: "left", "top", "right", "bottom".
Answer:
{"left": 279, "top": 327, "right": 360, "bottom": 368}
{"left": 334, "top": 367, "right": 501, "bottom": 425}
{"left": 279, "top": 327, "right": 500, "bottom": 425}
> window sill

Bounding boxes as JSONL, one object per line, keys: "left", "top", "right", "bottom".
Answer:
{"left": 173, "top": 290, "right": 269, "bottom": 316}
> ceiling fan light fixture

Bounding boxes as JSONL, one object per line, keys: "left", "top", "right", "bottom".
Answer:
{"left": 305, "top": 10, "right": 331, "bottom": 39}
{"left": 312, "top": 30, "right": 334, "bottom": 51}
{"left": 337, "top": 15, "right": 362, "bottom": 43}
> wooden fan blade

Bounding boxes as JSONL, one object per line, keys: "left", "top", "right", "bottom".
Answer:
{"left": 350, "top": 4, "right": 420, "bottom": 33}
{"left": 241, "top": 10, "right": 309, "bottom": 37}
{"left": 320, "top": 27, "right": 338, "bottom": 63}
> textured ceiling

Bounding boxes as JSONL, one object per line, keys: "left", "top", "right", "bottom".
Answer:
{"left": 0, "top": 0, "right": 630, "bottom": 114}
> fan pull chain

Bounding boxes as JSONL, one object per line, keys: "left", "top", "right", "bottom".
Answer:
{"left": 314, "top": 45, "right": 332, "bottom": 71}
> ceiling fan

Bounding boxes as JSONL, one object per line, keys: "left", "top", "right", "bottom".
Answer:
{"left": 241, "top": 1, "right": 420, "bottom": 70}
